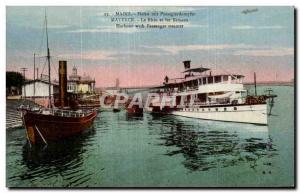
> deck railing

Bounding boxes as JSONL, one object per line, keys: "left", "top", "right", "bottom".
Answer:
{"left": 51, "top": 108, "right": 95, "bottom": 118}
{"left": 19, "top": 105, "right": 95, "bottom": 118}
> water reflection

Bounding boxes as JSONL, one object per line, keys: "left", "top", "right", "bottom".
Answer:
{"left": 7, "top": 111, "right": 281, "bottom": 187}
{"left": 151, "top": 115, "right": 277, "bottom": 172}
{"left": 11, "top": 128, "right": 96, "bottom": 187}
{"left": 125, "top": 113, "right": 144, "bottom": 121}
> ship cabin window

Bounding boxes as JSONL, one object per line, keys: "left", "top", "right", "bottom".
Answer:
{"left": 208, "top": 77, "right": 213, "bottom": 84}
{"left": 234, "top": 107, "right": 237, "bottom": 110}
{"left": 241, "top": 90, "right": 247, "bottom": 97}
{"left": 215, "top": 76, "right": 221, "bottom": 83}
{"left": 198, "top": 78, "right": 202, "bottom": 85}
{"left": 179, "top": 84, "right": 184, "bottom": 92}
{"left": 223, "top": 75, "right": 228, "bottom": 82}
{"left": 208, "top": 108, "right": 211, "bottom": 111}
{"left": 235, "top": 91, "right": 240, "bottom": 94}
{"left": 203, "top": 78, "right": 207, "bottom": 85}
{"left": 202, "top": 108, "right": 204, "bottom": 111}
{"left": 187, "top": 81, "right": 191, "bottom": 87}
{"left": 224, "top": 107, "right": 227, "bottom": 111}
{"left": 215, "top": 108, "right": 218, "bottom": 111}
{"left": 192, "top": 80, "right": 198, "bottom": 88}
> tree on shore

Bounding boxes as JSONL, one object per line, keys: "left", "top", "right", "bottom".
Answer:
{"left": 6, "top": 71, "right": 24, "bottom": 95}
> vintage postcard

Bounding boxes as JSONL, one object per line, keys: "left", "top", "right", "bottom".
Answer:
{"left": 6, "top": 6, "right": 295, "bottom": 188}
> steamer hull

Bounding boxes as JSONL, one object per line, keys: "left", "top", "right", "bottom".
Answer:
{"left": 171, "top": 104, "right": 267, "bottom": 125}
{"left": 22, "top": 110, "right": 97, "bottom": 144}
{"left": 151, "top": 104, "right": 267, "bottom": 125}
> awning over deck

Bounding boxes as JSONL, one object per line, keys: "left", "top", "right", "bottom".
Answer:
{"left": 182, "top": 67, "right": 210, "bottom": 73}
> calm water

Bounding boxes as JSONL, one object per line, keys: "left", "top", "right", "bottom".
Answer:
{"left": 6, "top": 86, "right": 294, "bottom": 187}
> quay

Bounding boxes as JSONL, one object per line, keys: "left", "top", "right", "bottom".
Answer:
{"left": 6, "top": 99, "right": 35, "bottom": 129}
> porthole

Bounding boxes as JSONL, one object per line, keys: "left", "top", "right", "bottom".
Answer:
{"left": 215, "top": 108, "right": 218, "bottom": 111}
{"left": 234, "top": 107, "right": 237, "bottom": 110}
{"left": 224, "top": 108, "right": 227, "bottom": 111}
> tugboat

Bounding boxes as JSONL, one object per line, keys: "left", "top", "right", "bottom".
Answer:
{"left": 149, "top": 60, "right": 276, "bottom": 125}
{"left": 20, "top": 14, "right": 97, "bottom": 145}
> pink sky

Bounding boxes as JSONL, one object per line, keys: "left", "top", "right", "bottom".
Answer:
{"left": 7, "top": 59, "right": 293, "bottom": 88}
{"left": 70, "top": 62, "right": 294, "bottom": 87}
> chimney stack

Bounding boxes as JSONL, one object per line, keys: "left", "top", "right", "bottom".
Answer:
{"left": 59, "top": 60, "right": 67, "bottom": 108}
{"left": 183, "top": 60, "right": 191, "bottom": 69}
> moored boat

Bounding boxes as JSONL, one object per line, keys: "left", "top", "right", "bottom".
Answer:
{"left": 21, "top": 107, "right": 97, "bottom": 144}
{"left": 125, "top": 98, "right": 143, "bottom": 116}
{"left": 149, "top": 60, "right": 276, "bottom": 125}
{"left": 20, "top": 14, "right": 97, "bottom": 145}
{"left": 113, "top": 108, "right": 121, "bottom": 112}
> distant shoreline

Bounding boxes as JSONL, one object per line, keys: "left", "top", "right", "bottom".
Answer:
{"left": 244, "top": 81, "right": 294, "bottom": 86}
{"left": 98, "top": 81, "right": 294, "bottom": 90}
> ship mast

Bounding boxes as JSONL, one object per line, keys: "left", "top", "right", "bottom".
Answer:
{"left": 33, "top": 53, "right": 36, "bottom": 102}
{"left": 45, "top": 12, "right": 52, "bottom": 108}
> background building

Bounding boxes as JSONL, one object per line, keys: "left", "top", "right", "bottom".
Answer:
{"left": 22, "top": 79, "right": 58, "bottom": 98}
{"left": 67, "top": 66, "right": 96, "bottom": 94}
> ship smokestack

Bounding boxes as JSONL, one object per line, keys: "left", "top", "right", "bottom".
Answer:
{"left": 59, "top": 60, "right": 67, "bottom": 108}
{"left": 183, "top": 60, "right": 191, "bottom": 69}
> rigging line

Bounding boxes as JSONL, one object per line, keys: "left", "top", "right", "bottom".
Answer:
{"left": 37, "top": 56, "right": 41, "bottom": 78}
{"left": 49, "top": 55, "right": 69, "bottom": 60}
{"left": 50, "top": 57, "right": 59, "bottom": 77}
{"left": 80, "top": 7, "right": 83, "bottom": 70}
{"left": 35, "top": 55, "right": 48, "bottom": 59}
{"left": 37, "top": 17, "right": 46, "bottom": 56}
{"left": 40, "top": 58, "right": 47, "bottom": 76}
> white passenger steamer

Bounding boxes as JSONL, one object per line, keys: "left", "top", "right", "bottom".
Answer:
{"left": 150, "top": 60, "right": 274, "bottom": 125}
